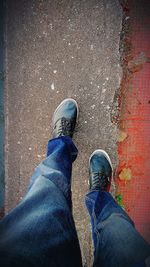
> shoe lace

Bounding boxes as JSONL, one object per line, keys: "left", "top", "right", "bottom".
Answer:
{"left": 56, "top": 117, "right": 73, "bottom": 137}
{"left": 92, "top": 171, "right": 110, "bottom": 190}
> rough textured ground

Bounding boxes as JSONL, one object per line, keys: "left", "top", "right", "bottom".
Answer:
{"left": 5, "top": 0, "right": 122, "bottom": 265}
{"left": 0, "top": 0, "right": 5, "bottom": 216}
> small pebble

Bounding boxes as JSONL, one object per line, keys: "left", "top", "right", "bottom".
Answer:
{"left": 90, "top": 44, "right": 94, "bottom": 50}
{"left": 91, "top": 104, "right": 96, "bottom": 109}
{"left": 106, "top": 105, "right": 110, "bottom": 110}
{"left": 51, "top": 83, "right": 55, "bottom": 90}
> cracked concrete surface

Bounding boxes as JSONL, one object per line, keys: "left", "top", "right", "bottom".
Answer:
{"left": 5, "top": 0, "right": 122, "bottom": 265}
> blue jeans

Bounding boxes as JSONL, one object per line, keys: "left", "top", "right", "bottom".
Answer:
{"left": 0, "top": 136, "right": 150, "bottom": 267}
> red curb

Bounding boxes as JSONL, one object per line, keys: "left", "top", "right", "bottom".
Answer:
{"left": 117, "top": 0, "right": 150, "bottom": 243}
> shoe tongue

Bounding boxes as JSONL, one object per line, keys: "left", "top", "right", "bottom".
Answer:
{"left": 91, "top": 158, "right": 104, "bottom": 173}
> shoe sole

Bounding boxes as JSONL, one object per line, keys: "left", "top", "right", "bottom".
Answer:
{"left": 52, "top": 98, "right": 79, "bottom": 126}
{"left": 89, "top": 149, "right": 113, "bottom": 177}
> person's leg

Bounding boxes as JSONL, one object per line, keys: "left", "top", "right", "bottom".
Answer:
{"left": 0, "top": 99, "right": 82, "bottom": 267}
{"left": 85, "top": 150, "right": 150, "bottom": 267}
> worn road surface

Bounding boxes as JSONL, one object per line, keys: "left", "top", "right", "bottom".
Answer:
{"left": 5, "top": 0, "right": 122, "bottom": 265}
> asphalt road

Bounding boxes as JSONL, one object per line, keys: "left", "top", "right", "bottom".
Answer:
{"left": 5, "top": 0, "right": 122, "bottom": 265}
{"left": 0, "top": 0, "right": 5, "bottom": 216}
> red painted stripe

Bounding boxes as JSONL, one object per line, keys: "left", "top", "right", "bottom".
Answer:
{"left": 117, "top": 0, "right": 150, "bottom": 243}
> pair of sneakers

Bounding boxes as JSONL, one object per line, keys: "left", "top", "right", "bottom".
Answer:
{"left": 52, "top": 98, "right": 113, "bottom": 192}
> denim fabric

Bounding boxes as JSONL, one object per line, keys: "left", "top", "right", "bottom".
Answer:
{"left": 0, "top": 137, "right": 82, "bottom": 267}
{"left": 85, "top": 191, "right": 150, "bottom": 267}
{"left": 0, "top": 136, "right": 149, "bottom": 267}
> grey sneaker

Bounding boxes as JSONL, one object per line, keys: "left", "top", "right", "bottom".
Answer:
{"left": 89, "top": 149, "right": 113, "bottom": 192}
{"left": 52, "top": 98, "right": 78, "bottom": 138}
